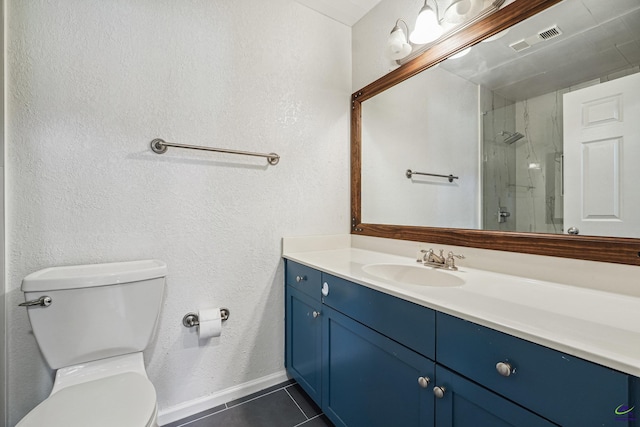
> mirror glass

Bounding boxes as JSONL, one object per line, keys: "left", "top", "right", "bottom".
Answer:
{"left": 361, "top": 0, "right": 640, "bottom": 238}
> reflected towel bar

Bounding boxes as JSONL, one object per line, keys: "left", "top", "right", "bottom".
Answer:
{"left": 150, "top": 138, "right": 280, "bottom": 165}
{"left": 406, "top": 169, "right": 458, "bottom": 183}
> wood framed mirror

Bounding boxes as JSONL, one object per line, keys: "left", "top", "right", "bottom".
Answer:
{"left": 351, "top": 0, "right": 640, "bottom": 266}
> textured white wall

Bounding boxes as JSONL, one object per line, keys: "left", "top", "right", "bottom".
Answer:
{"left": 352, "top": 0, "right": 416, "bottom": 90}
{"left": 5, "top": 0, "right": 350, "bottom": 424}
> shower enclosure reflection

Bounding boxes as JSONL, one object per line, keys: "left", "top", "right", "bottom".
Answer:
{"left": 481, "top": 88, "right": 564, "bottom": 234}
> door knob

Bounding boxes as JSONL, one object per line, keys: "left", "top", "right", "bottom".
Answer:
{"left": 496, "top": 361, "right": 515, "bottom": 377}
{"left": 433, "top": 386, "right": 446, "bottom": 399}
{"left": 417, "top": 376, "right": 430, "bottom": 388}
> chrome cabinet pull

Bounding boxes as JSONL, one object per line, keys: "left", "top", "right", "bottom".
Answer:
{"left": 295, "top": 275, "right": 307, "bottom": 283}
{"left": 433, "top": 386, "right": 446, "bottom": 398}
{"left": 417, "top": 376, "right": 430, "bottom": 388}
{"left": 19, "top": 296, "right": 52, "bottom": 307}
{"left": 496, "top": 361, "right": 515, "bottom": 377}
{"left": 312, "top": 311, "right": 321, "bottom": 318}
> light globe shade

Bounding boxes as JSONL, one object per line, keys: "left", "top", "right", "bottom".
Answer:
{"left": 387, "top": 27, "right": 412, "bottom": 60}
{"left": 409, "top": 5, "right": 443, "bottom": 44}
{"left": 449, "top": 46, "right": 472, "bottom": 59}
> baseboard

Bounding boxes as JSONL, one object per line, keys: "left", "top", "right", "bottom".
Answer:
{"left": 157, "top": 370, "right": 290, "bottom": 426}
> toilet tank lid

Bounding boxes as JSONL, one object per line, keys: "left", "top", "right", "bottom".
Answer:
{"left": 22, "top": 260, "right": 167, "bottom": 292}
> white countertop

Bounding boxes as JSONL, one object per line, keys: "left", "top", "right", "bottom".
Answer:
{"left": 282, "top": 235, "right": 640, "bottom": 377}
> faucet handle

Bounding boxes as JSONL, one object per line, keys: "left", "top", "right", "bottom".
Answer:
{"left": 445, "top": 251, "right": 465, "bottom": 270}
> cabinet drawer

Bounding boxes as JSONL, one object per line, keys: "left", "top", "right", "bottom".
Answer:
{"left": 321, "top": 273, "right": 435, "bottom": 359}
{"left": 285, "top": 261, "right": 321, "bottom": 300}
{"left": 437, "top": 313, "right": 630, "bottom": 427}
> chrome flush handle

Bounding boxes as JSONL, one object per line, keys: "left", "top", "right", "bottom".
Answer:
{"left": 19, "top": 296, "right": 53, "bottom": 307}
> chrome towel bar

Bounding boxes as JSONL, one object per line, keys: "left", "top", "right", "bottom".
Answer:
{"left": 151, "top": 138, "right": 280, "bottom": 165}
{"left": 406, "top": 169, "right": 459, "bottom": 183}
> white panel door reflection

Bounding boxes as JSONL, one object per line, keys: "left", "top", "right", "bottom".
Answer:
{"left": 563, "top": 72, "right": 640, "bottom": 237}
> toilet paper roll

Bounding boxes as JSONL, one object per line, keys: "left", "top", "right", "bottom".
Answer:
{"left": 198, "top": 307, "right": 222, "bottom": 339}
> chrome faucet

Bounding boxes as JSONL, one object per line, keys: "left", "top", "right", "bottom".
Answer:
{"left": 419, "top": 249, "right": 465, "bottom": 271}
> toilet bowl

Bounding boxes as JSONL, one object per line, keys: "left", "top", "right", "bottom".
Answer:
{"left": 16, "top": 260, "right": 167, "bottom": 427}
{"left": 17, "top": 353, "right": 158, "bottom": 427}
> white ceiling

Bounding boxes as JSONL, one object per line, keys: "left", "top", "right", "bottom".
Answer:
{"left": 439, "top": 0, "right": 640, "bottom": 101}
{"left": 294, "top": 0, "right": 383, "bottom": 26}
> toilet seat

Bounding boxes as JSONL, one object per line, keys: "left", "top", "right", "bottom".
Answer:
{"left": 17, "top": 372, "right": 157, "bottom": 427}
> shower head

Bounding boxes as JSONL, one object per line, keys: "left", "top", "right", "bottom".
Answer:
{"left": 500, "top": 131, "right": 524, "bottom": 145}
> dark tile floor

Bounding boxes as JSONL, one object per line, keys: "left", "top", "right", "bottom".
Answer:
{"left": 164, "top": 381, "right": 334, "bottom": 427}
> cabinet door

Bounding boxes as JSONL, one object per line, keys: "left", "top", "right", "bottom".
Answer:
{"left": 434, "top": 366, "right": 557, "bottom": 427}
{"left": 322, "top": 306, "right": 435, "bottom": 427}
{"left": 285, "top": 285, "right": 322, "bottom": 404}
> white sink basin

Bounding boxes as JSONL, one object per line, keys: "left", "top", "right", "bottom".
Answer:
{"left": 362, "top": 263, "right": 465, "bottom": 287}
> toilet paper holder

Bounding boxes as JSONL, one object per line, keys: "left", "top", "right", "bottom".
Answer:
{"left": 182, "top": 308, "right": 230, "bottom": 328}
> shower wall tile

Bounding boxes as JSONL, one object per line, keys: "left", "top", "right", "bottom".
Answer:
{"left": 515, "top": 91, "right": 564, "bottom": 234}
{"left": 481, "top": 86, "right": 516, "bottom": 232}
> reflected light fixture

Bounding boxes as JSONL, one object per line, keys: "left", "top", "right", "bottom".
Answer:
{"left": 449, "top": 46, "right": 472, "bottom": 59}
{"left": 410, "top": 0, "right": 444, "bottom": 45}
{"left": 387, "top": 19, "right": 412, "bottom": 60}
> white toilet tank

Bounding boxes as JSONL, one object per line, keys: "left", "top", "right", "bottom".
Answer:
{"left": 21, "top": 260, "right": 167, "bottom": 369}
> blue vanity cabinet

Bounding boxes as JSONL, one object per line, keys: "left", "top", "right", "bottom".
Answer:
{"left": 434, "top": 365, "right": 556, "bottom": 427}
{"left": 284, "top": 261, "right": 638, "bottom": 427}
{"left": 285, "top": 262, "right": 323, "bottom": 404}
{"left": 319, "top": 272, "right": 437, "bottom": 427}
{"left": 437, "top": 312, "right": 632, "bottom": 427}
{"left": 321, "top": 305, "right": 435, "bottom": 427}
{"left": 320, "top": 273, "right": 436, "bottom": 359}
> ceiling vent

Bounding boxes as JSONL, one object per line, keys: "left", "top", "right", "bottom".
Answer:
{"left": 538, "top": 26, "right": 563, "bottom": 40}
{"left": 509, "top": 40, "right": 531, "bottom": 52}
{"left": 509, "top": 25, "right": 562, "bottom": 52}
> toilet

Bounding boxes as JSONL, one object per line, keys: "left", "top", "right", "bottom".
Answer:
{"left": 16, "top": 259, "right": 167, "bottom": 427}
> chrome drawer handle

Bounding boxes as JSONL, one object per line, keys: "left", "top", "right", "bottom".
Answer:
{"left": 19, "top": 296, "right": 52, "bottom": 307}
{"left": 417, "top": 376, "right": 430, "bottom": 388}
{"left": 295, "top": 275, "right": 307, "bottom": 283}
{"left": 496, "top": 361, "right": 515, "bottom": 377}
{"left": 312, "top": 311, "right": 321, "bottom": 318}
{"left": 433, "top": 386, "right": 446, "bottom": 399}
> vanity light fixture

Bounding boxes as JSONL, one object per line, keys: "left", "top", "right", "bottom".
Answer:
{"left": 449, "top": 46, "right": 472, "bottom": 59}
{"left": 410, "top": 0, "right": 444, "bottom": 45}
{"left": 387, "top": 19, "right": 412, "bottom": 60}
{"left": 393, "top": 0, "right": 505, "bottom": 65}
